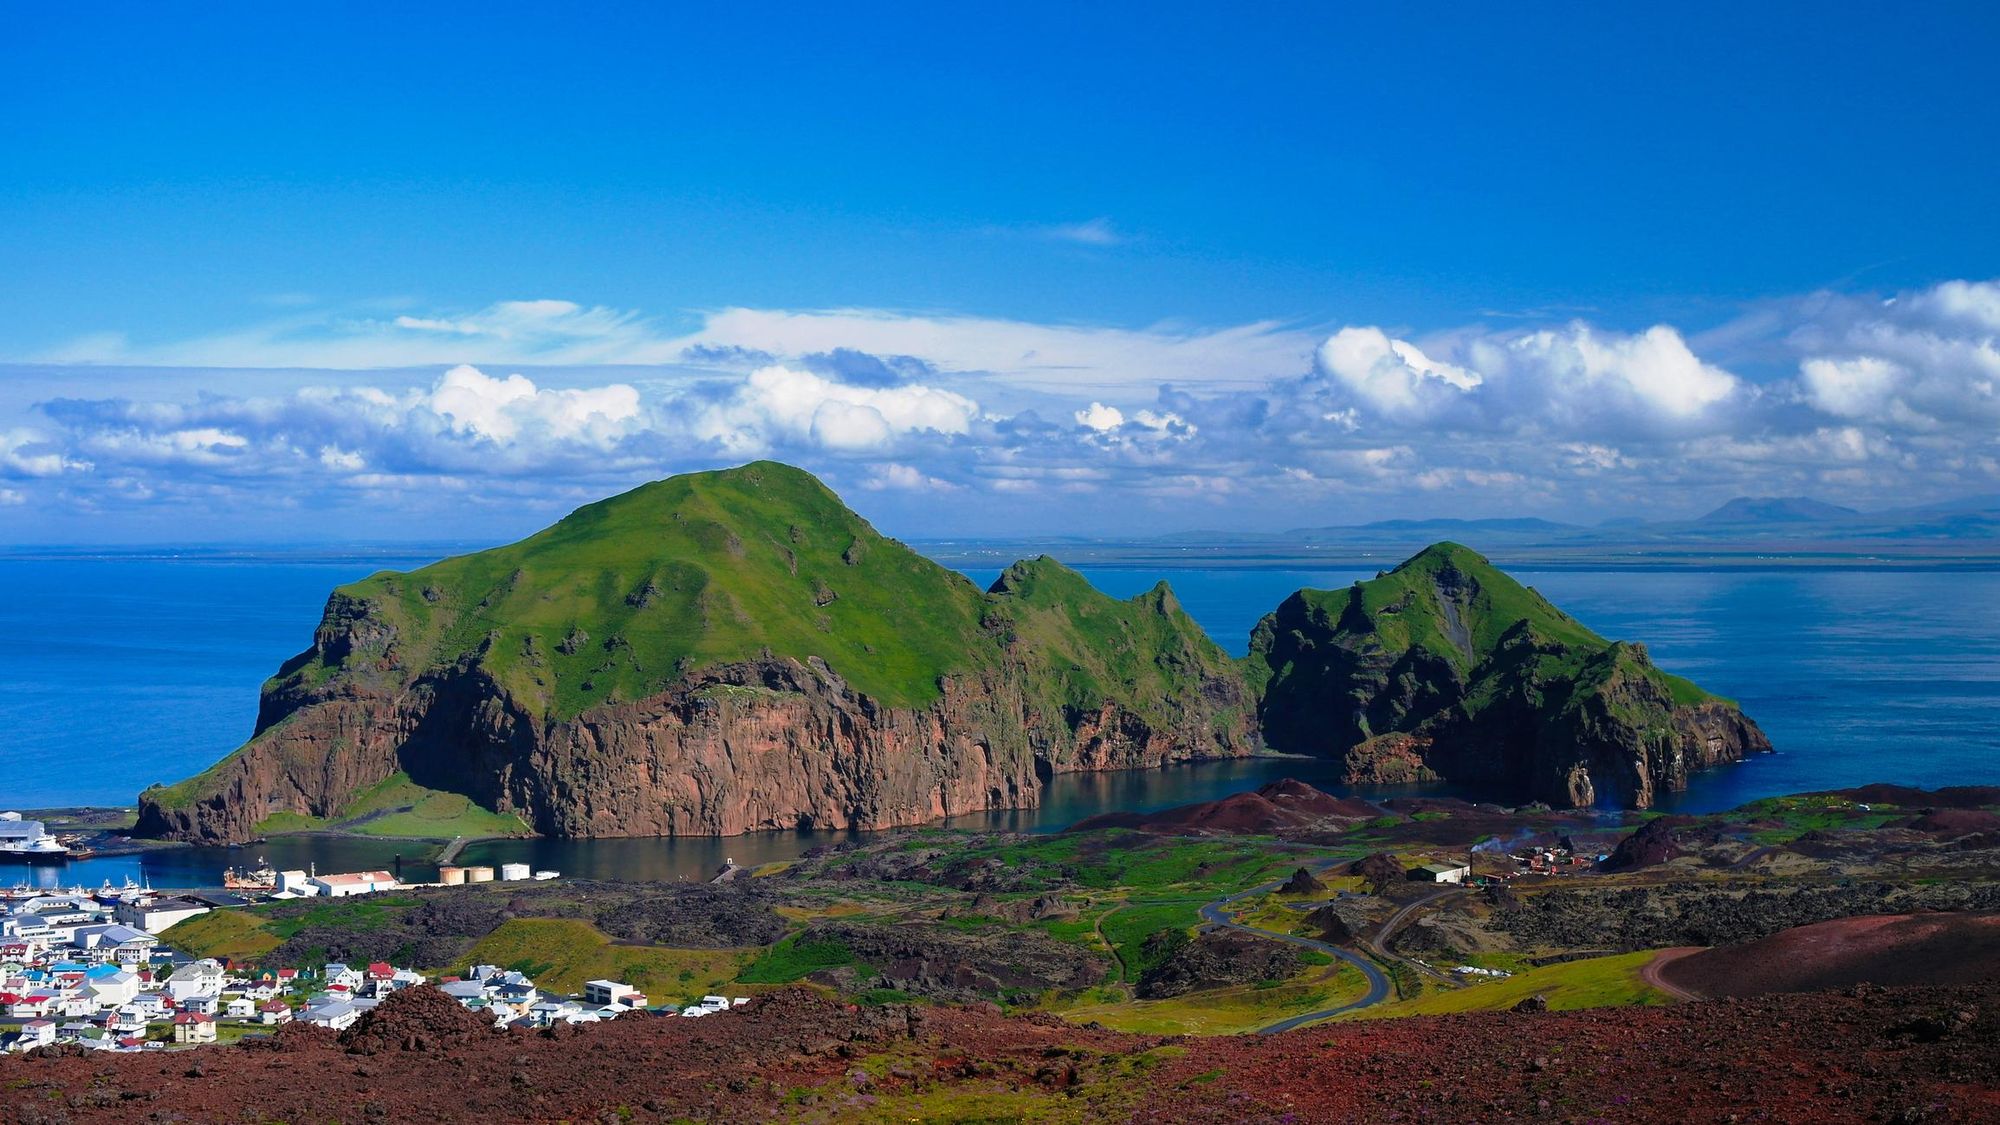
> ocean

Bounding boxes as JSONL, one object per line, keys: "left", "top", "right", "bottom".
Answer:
{"left": 4, "top": 550, "right": 1998, "bottom": 887}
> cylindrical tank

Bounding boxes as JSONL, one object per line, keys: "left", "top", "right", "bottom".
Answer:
{"left": 465, "top": 865, "right": 495, "bottom": 883}
{"left": 499, "top": 863, "right": 531, "bottom": 881}
{"left": 438, "top": 865, "right": 467, "bottom": 886}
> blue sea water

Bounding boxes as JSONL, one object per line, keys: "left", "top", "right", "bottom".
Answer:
{"left": 3, "top": 551, "right": 1997, "bottom": 887}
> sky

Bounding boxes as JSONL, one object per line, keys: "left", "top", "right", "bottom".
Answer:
{"left": 2, "top": 3, "right": 1999, "bottom": 543}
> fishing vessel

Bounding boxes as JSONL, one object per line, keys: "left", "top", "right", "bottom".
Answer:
{"left": 222, "top": 858, "right": 278, "bottom": 890}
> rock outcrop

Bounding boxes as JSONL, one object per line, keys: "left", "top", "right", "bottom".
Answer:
{"left": 1246, "top": 542, "right": 1770, "bottom": 809}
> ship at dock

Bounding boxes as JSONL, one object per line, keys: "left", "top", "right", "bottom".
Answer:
{"left": 222, "top": 858, "right": 278, "bottom": 891}
{"left": 0, "top": 812, "right": 70, "bottom": 861}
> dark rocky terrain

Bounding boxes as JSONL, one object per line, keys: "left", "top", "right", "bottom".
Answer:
{"left": 5, "top": 984, "right": 1995, "bottom": 1123}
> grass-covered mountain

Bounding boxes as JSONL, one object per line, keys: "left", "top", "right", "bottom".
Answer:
{"left": 137, "top": 462, "right": 1255, "bottom": 843}
{"left": 1246, "top": 543, "right": 1769, "bottom": 808}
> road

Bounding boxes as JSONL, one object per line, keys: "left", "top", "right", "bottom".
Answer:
{"left": 1197, "top": 869, "right": 1392, "bottom": 1033}
{"left": 1367, "top": 885, "right": 1471, "bottom": 985}
{"left": 1638, "top": 946, "right": 1707, "bottom": 1001}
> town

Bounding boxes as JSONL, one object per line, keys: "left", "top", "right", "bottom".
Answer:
{"left": 0, "top": 872, "right": 747, "bottom": 1053}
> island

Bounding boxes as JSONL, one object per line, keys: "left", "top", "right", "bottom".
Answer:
{"left": 137, "top": 462, "right": 1768, "bottom": 844}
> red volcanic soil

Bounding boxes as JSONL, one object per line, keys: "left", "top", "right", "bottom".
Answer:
{"left": 1828, "top": 783, "right": 2000, "bottom": 809}
{"left": 1663, "top": 912, "right": 2000, "bottom": 999}
{"left": 1906, "top": 808, "right": 2000, "bottom": 836}
{"left": 6, "top": 984, "right": 1998, "bottom": 1123}
{"left": 1070, "top": 778, "right": 1378, "bottom": 834}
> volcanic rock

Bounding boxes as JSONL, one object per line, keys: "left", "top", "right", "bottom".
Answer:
{"left": 340, "top": 985, "right": 495, "bottom": 1055}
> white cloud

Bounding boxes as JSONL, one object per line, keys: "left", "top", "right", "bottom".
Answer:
{"left": 1075, "top": 402, "right": 1124, "bottom": 431}
{"left": 0, "top": 488, "right": 23, "bottom": 505}
{"left": 13, "top": 279, "right": 2000, "bottom": 532}
{"left": 0, "top": 429, "right": 90, "bottom": 477}
{"left": 698, "top": 365, "right": 981, "bottom": 453}
{"left": 425, "top": 364, "right": 642, "bottom": 444}
{"left": 1305, "top": 321, "right": 1742, "bottom": 437}
{"left": 1484, "top": 323, "right": 1737, "bottom": 419}
{"left": 1314, "top": 327, "right": 1481, "bottom": 423}
{"left": 676, "top": 308, "right": 1314, "bottom": 392}
{"left": 861, "top": 463, "right": 959, "bottom": 491}
{"left": 34, "top": 301, "right": 1315, "bottom": 396}
{"left": 1784, "top": 280, "right": 2000, "bottom": 431}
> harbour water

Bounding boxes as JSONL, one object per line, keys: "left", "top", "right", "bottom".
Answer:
{"left": 5, "top": 550, "right": 1998, "bottom": 888}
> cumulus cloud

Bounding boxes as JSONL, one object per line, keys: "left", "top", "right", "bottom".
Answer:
{"left": 696, "top": 365, "right": 981, "bottom": 453}
{"left": 12, "top": 279, "right": 2000, "bottom": 534}
{"left": 1781, "top": 279, "right": 2000, "bottom": 431}
{"left": 1306, "top": 321, "right": 1743, "bottom": 438}
{"left": 0, "top": 429, "right": 90, "bottom": 478}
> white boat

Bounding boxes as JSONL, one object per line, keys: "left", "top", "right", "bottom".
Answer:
{"left": 0, "top": 814, "right": 70, "bottom": 862}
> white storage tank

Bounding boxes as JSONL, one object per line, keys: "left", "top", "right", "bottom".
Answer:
{"left": 438, "top": 865, "right": 467, "bottom": 886}
{"left": 465, "top": 865, "right": 495, "bottom": 883}
{"left": 499, "top": 863, "right": 531, "bottom": 881}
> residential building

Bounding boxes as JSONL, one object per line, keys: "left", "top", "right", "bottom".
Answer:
{"left": 171, "top": 1012, "right": 217, "bottom": 1044}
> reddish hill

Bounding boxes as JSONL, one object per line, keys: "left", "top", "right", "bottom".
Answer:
{"left": 1824, "top": 783, "right": 2000, "bottom": 809}
{"left": 1070, "top": 778, "right": 1378, "bottom": 834}
{"left": 1662, "top": 912, "right": 2000, "bottom": 999}
{"left": 4, "top": 985, "right": 1995, "bottom": 1123}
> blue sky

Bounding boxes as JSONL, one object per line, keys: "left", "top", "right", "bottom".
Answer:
{"left": 3, "top": 3, "right": 1999, "bottom": 542}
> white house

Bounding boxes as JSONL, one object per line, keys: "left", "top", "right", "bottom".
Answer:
{"left": 258, "top": 1000, "right": 292, "bottom": 1025}
{"left": 302, "top": 1000, "right": 358, "bottom": 1030}
{"left": 225, "top": 996, "right": 256, "bottom": 1019}
{"left": 582, "top": 980, "right": 640, "bottom": 1008}
{"left": 84, "top": 970, "right": 139, "bottom": 1009}
{"left": 308, "top": 871, "right": 398, "bottom": 898}
{"left": 165, "top": 960, "right": 225, "bottom": 1002}
{"left": 70, "top": 924, "right": 157, "bottom": 965}
{"left": 107, "top": 1007, "right": 149, "bottom": 1035}
{"left": 16, "top": 1019, "right": 55, "bottom": 1051}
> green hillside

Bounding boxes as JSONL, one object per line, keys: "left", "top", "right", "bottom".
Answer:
{"left": 143, "top": 462, "right": 1253, "bottom": 826}
{"left": 1245, "top": 543, "right": 1756, "bottom": 805}
{"left": 279, "top": 460, "right": 995, "bottom": 717}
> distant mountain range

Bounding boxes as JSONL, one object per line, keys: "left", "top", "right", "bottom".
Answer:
{"left": 919, "top": 494, "right": 2000, "bottom": 569}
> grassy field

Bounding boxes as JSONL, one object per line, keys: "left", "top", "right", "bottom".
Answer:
{"left": 464, "top": 918, "right": 751, "bottom": 1005}
{"left": 736, "top": 933, "right": 859, "bottom": 983}
{"left": 1059, "top": 962, "right": 1372, "bottom": 1035}
{"left": 1341, "top": 951, "right": 1668, "bottom": 1020}
{"left": 248, "top": 772, "right": 530, "bottom": 839}
{"left": 162, "top": 909, "right": 283, "bottom": 962}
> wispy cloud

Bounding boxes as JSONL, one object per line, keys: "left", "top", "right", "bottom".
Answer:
{"left": 1043, "top": 217, "right": 1126, "bottom": 246}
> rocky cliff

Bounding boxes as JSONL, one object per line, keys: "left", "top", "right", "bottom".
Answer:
{"left": 1245, "top": 542, "right": 1770, "bottom": 809}
{"left": 137, "top": 462, "right": 1254, "bottom": 843}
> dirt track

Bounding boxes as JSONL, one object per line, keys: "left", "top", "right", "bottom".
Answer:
{"left": 1639, "top": 946, "right": 1707, "bottom": 1001}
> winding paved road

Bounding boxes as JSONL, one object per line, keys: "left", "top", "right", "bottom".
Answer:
{"left": 1197, "top": 871, "right": 1392, "bottom": 1033}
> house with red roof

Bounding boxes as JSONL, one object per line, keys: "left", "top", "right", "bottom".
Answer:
{"left": 171, "top": 1011, "right": 216, "bottom": 1044}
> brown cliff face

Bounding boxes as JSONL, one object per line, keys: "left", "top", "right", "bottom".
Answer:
{"left": 138, "top": 649, "right": 1255, "bottom": 845}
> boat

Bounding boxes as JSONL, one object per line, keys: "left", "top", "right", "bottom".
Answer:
{"left": 0, "top": 814, "right": 69, "bottom": 862}
{"left": 222, "top": 858, "right": 278, "bottom": 891}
